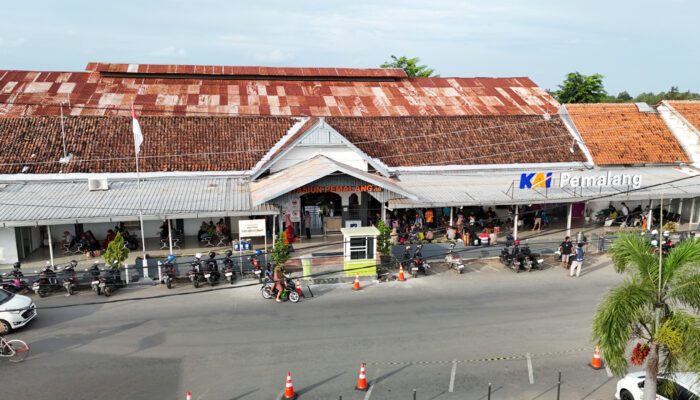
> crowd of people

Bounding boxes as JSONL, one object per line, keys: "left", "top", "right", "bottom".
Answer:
{"left": 61, "top": 224, "right": 137, "bottom": 258}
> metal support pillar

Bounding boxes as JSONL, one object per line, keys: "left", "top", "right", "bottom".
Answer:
{"left": 167, "top": 219, "right": 173, "bottom": 255}
{"left": 566, "top": 203, "right": 573, "bottom": 238}
{"left": 514, "top": 205, "right": 519, "bottom": 241}
{"left": 690, "top": 198, "right": 696, "bottom": 230}
{"left": 47, "top": 225, "right": 54, "bottom": 267}
{"left": 648, "top": 199, "right": 654, "bottom": 231}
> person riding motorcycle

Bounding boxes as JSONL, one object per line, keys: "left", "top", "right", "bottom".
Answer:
{"left": 273, "top": 263, "right": 288, "bottom": 303}
{"left": 264, "top": 263, "right": 274, "bottom": 283}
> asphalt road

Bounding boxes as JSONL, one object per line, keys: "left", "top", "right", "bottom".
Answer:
{"left": 2, "top": 255, "right": 624, "bottom": 400}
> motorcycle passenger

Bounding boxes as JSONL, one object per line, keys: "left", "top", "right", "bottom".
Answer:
{"left": 273, "top": 263, "right": 287, "bottom": 303}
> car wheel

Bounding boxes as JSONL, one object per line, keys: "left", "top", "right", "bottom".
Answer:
{"left": 0, "top": 319, "right": 11, "bottom": 335}
{"left": 619, "top": 389, "right": 634, "bottom": 400}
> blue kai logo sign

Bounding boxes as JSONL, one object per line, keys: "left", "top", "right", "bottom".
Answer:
{"left": 519, "top": 172, "right": 552, "bottom": 189}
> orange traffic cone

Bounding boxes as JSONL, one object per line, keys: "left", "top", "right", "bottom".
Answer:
{"left": 355, "top": 363, "right": 368, "bottom": 391}
{"left": 398, "top": 265, "right": 406, "bottom": 281}
{"left": 352, "top": 274, "right": 361, "bottom": 291}
{"left": 590, "top": 344, "right": 602, "bottom": 369}
{"left": 284, "top": 371, "right": 297, "bottom": 399}
{"left": 295, "top": 278, "right": 303, "bottom": 295}
{"left": 186, "top": 391, "right": 192, "bottom": 400}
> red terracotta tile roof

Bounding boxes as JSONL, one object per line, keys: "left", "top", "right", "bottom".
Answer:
{"left": 666, "top": 100, "right": 700, "bottom": 131}
{"left": 0, "top": 116, "right": 300, "bottom": 174}
{"left": 325, "top": 115, "right": 585, "bottom": 167}
{"left": 565, "top": 103, "right": 689, "bottom": 165}
{"left": 0, "top": 114, "right": 583, "bottom": 174}
{"left": 0, "top": 63, "right": 559, "bottom": 118}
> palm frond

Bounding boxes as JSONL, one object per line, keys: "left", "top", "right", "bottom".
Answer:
{"left": 662, "top": 238, "right": 700, "bottom": 290}
{"left": 592, "top": 278, "right": 656, "bottom": 376}
{"left": 663, "top": 311, "right": 700, "bottom": 378}
{"left": 609, "top": 232, "right": 658, "bottom": 282}
{"left": 667, "top": 269, "right": 700, "bottom": 312}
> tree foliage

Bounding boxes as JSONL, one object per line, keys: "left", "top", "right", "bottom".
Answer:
{"left": 605, "top": 86, "right": 700, "bottom": 104}
{"left": 592, "top": 232, "right": 700, "bottom": 400}
{"left": 102, "top": 232, "right": 129, "bottom": 269}
{"left": 553, "top": 72, "right": 608, "bottom": 103}
{"left": 380, "top": 55, "right": 438, "bottom": 77}
{"left": 376, "top": 218, "right": 392, "bottom": 255}
{"left": 271, "top": 232, "right": 290, "bottom": 267}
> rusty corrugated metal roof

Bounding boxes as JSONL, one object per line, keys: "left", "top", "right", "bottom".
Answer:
{"left": 0, "top": 62, "right": 559, "bottom": 117}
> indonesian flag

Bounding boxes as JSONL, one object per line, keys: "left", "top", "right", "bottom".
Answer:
{"left": 131, "top": 103, "right": 143, "bottom": 155}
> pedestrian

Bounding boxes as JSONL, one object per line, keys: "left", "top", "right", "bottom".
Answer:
{"left": 559, "top": 236, "right": 574, "bottom": 269}
{"left": 532, "top": 209, "right": 543, "bottom": 231}
{"left": 304, "top": 211, "right": 311, "bottom": 239}
{"left": 569, "top": 242, "right": 585, "bottom": 278}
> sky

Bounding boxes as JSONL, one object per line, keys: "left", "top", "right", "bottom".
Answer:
{"left": 0, "top": 0, "right": 698, "bottom": 96}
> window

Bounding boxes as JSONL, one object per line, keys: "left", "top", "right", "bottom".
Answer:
{"left": 349, "top": 237, "right": 375, "bottom": 260}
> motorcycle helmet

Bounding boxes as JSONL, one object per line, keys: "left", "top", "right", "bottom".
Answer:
{"left": 514, "top": 240, "right": 520, "bottom": 245}
{"left": 195, "top": 253, "right": 202, "bottom": 259}
{"left": 167, "top": 254, "right": 175, "bottom": 262}
{"left": 94, "top": 260, "right": 100, "bottom": 265}
{"left": 225, "top": 250, "right": 232, "bottom": 257}
{"left": 651, "top": 230, "right": 658, "bottom": 236}
{"left": 70, "top": 260, "right": 78, "bottom": 267}
{"left": 663, "top": 231, "right": 670, "bottom": 238}
{"left": 651, "top": 240, "right": 658, "bottom": 247}
{"left": 12, "top": 261, "right": 20, "bottom": 269}
{"left": 255, "top": 249, "right": 262, "bottom": 255}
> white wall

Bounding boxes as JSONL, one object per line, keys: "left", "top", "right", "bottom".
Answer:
{"left": 658, "top": 104, "right": 700, "bottom": 164}
{"left": 271, "top": 146, "right": 367, "bottom": 172}
{"left": 0, "top": 228, "right": 19, "bottom": 264}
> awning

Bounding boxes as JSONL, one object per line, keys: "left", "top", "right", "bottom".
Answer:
{"left": 0, "top": 177, "right": 278, "bottom": 227}
{"left": 249, "top": 155, "right": 417, "bottom": 206}
{"left": 388, "top": 166, "right": 700, "bottom": 209}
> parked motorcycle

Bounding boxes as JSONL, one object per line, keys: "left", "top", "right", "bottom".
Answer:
{"left": 56, "top": 260, "right": 79, "bottom": 295}
{"left": 223, "top": 250, "right": 236, "bottom": 284}
{"left": 250, "top": 250, "right": 262, "bottom": 283}
{"left": 500, "top": 241, "right": 521, "bottom": 273}
{"left": 444, "top": 242, "right": 465, "bottom": 274}
{"left": 85, "top": 261, "right": 102, "bottom": 295}
{"left": 188, "top": 253, "right": 205, "bottom": 288}
{"left": 161, "top": 255, "right": 176, "bottom": 289}
{"left": 399, "top": 245, "right": 412, "bottom": 273}
{"left": 99, "top": 261, "right": 124, "bottom": 297}
{"left": 32, "top": 261, "right": 61, "bottom": 297}
{"left": 1, "top": 262, "right": 30, "bottom": 294}
{"left": 203, "top": 251, "right": 220, "bottom": 286}
{"left": 517, "top": 241, "right": 544, "bottom": 272}
{"left": 261, "top": 276, "right": 300, "bottom": 303}
{"left": 410, "top": 244, "right": 430, "bottom": 278}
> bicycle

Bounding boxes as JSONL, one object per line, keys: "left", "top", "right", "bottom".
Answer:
{"left": 0, "top": 334, "right": 30, "bottom": 362}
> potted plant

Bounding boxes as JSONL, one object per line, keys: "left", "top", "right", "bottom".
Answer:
{"left": 376, "top": 219, "right": 392, "bottom": 268}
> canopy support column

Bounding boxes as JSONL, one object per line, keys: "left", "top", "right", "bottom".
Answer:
{"left": 513, "top": 205, "right": 519, "bottom": 241}
{"left": 168, "top": 219, "right": 173, "bottom": 255}
{"left": 566, "top": 203, "right": 573, "bottom": 238}
{"left": 47, "top": 225, "right": 54, "bottom": 267}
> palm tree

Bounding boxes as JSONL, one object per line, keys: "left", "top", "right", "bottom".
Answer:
{"left": 592, "top": 232, "right": 700, "bottom": 400}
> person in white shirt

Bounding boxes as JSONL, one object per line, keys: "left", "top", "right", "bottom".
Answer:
{"left": 621, "top": 202, "right": 629, "bottom": 216}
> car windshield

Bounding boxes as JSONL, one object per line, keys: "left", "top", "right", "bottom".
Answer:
{"left": 0, "top": 289, "right": 14, "bottom": 305}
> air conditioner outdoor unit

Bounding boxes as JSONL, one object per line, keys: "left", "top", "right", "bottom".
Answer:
{"left": 88, "top": 178, "right": 109, "bottom": 191}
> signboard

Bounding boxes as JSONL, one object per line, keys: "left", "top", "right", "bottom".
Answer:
{"left": 238, "top": 219, "right": 266, "bottom": 237}
{"left": 292, "top": 184, "right": 383, "bottom": 194}
{"left": 519, "top": 171, "right": 642, "bottom": 190}
{"left": 282, "top": 197, "right": 301, "bottom": 222}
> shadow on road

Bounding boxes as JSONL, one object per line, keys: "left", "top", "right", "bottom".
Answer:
{"left": 295, "top": 371, "right": 346, "bottom": 395}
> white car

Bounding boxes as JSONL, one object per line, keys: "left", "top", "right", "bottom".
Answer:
{"left": 0, "top": 289, "right": 37, "bottom": 334}
{"left": 615, "top": 371, "right": 699, "bottom": 400}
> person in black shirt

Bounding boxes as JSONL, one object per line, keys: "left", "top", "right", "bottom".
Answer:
{"left": 559, "top": 236, "right": 574, "bottom": 269}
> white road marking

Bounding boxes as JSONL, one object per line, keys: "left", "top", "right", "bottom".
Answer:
{"left": 526, "top": 352, "right": 534, "bottom": 384}
{"left": 449, "top": 359, "right": 457, "bottom": 392}
{"left": 605, "top": 365, "right": 613, "bottom": 378}
{"left": 364, "top": 367, "right": 379, "bottom": 400}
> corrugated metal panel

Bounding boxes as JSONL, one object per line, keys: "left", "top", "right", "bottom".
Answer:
{"left": 0, "top": 177, "right": 277, "bottom": 226}
{"left": 389, "top": 167, "right": 700, "bottom": 208}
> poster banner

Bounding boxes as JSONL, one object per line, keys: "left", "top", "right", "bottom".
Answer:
{"left": 283, "top": 197, "right": 301, "bottom": 222}
{"left": 238, "top": 219, "right": 266, "bottom": 237}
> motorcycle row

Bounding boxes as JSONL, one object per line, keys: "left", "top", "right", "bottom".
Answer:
{"left": 0, "top": 260, "right": 124, "bottom": 297}
{"left": 181, "top": 249, "right": 263, "bottom": 288}
{"left": 499, "top": 240, "right": 545, "bottom": 273}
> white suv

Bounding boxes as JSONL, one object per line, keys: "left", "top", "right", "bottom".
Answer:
{"left": 0, "top": 289, "right": 37, "bottom": 334}
{"left": 616, "top": 371, "right": 699, "bottom": 400}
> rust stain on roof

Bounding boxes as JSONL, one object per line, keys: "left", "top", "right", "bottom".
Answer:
{"left": 0, "top": 62, "right": 559, "bottom": 117}
{"left": 565, "top": 103, "right": 689, "bottom": 165}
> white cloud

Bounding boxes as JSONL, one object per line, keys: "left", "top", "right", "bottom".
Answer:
{"left": 150, "top": 45, "right": 187, "bottom": 57}
{"left": 252, "top": 49, "right": 291, "bottom": 63}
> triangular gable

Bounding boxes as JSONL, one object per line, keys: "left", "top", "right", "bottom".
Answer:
{"left": 249, "top": 118, "right": 390, "bottom": 179}
{"left": 249, "top": 155, "right": 417, "bottom": 206}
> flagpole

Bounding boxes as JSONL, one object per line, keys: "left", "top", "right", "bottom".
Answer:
{"left": 132, "top": 103, "right": 148, "bottom": 280}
